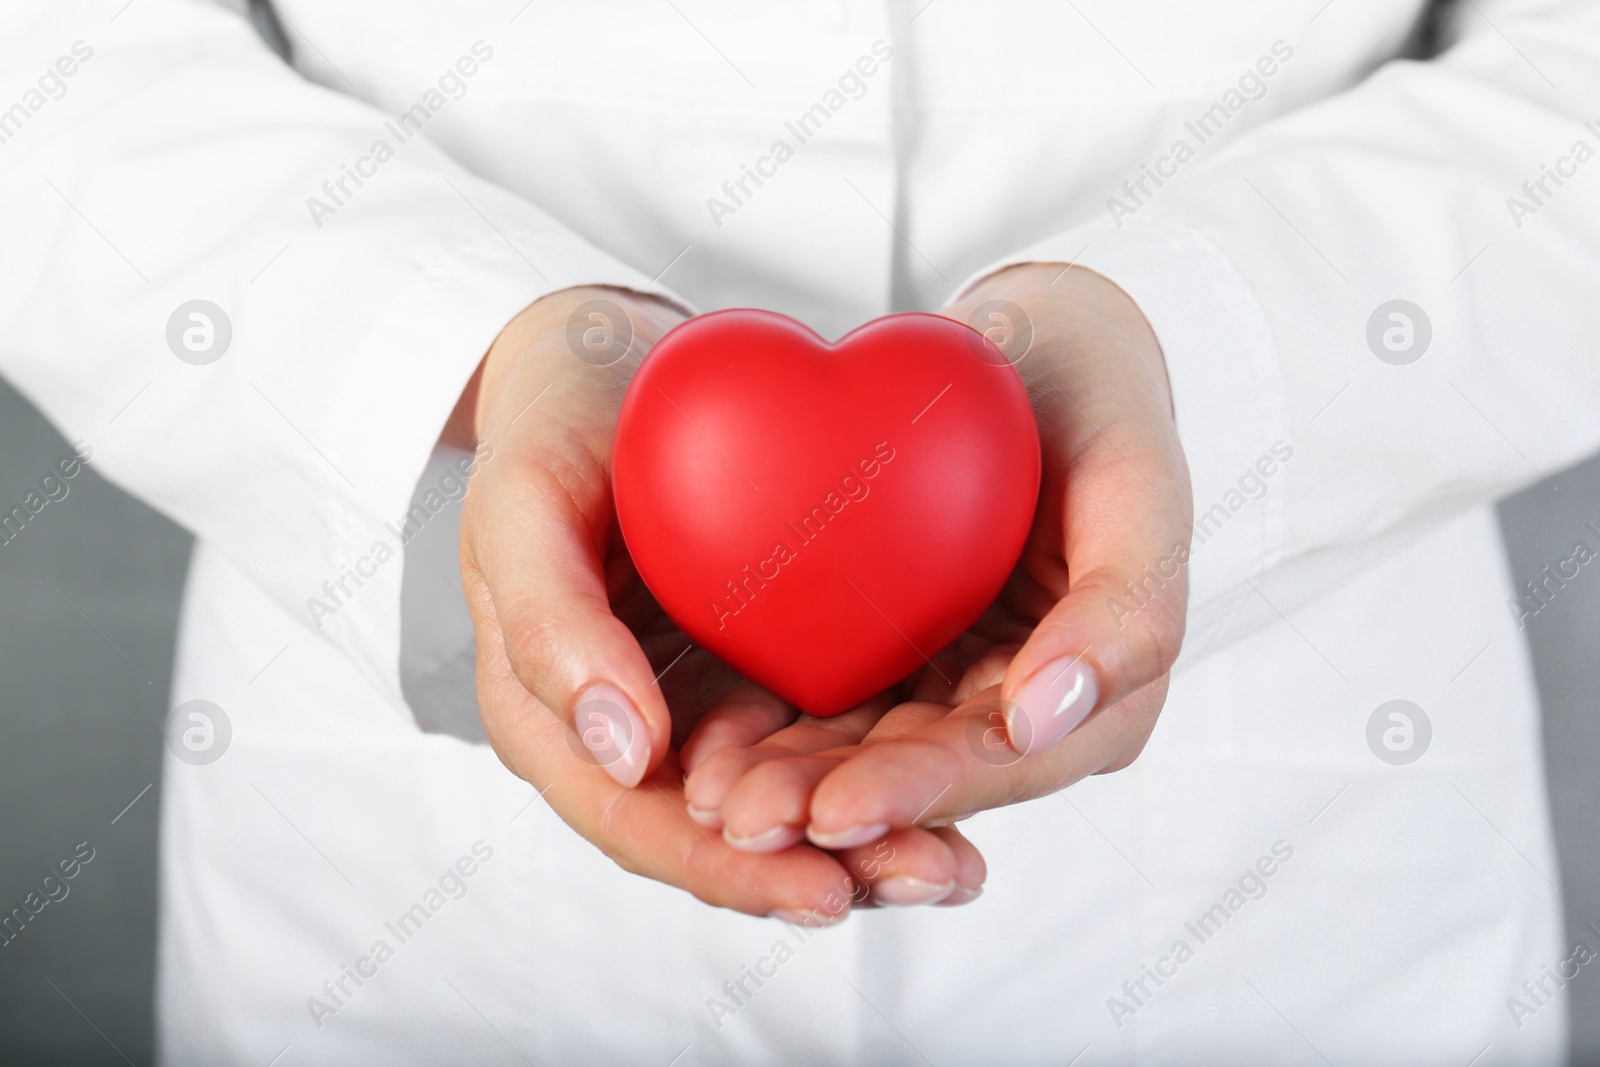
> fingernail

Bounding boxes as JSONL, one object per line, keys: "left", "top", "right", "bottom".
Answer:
{"left": 686, "top": 802, "right": 724, "bottom": 830}
{"left": 723, "top": 824, "right": 805, "bottom": 853}
{"left": 574, "top": 684, "right": 650, "bottom": 788}
{"left": 1007, "top": 658, "right": 1098, "bottom": 755}
{"left": 806, "top": 822, "right": 889, "bottom": 850}
{"left": 936, "top": 885, "right": 984, "bottom": 907}
{"left": 769, "top": 906, "right": 850, "bottom": 927}
{"left": 872, "top": 877, "right": 956, "bottom": 906}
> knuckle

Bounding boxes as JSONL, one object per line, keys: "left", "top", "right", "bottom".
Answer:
{"left": 490, "top": 418, "right": 610, "bottom": 538}
{"left": 595, "top": 790, "right": 648, "bottom": 878}
{"left": 533, "top": 422, "right": 614, "bottom": 516}
{"left": 1131, "top": 594, "right": 1186, "bottom": 678}
{"left": 684, "top": 837, "right": 729, "bottom": 891}
{"left": 1080, "top": 564, "right": 1186, "bottom": 681}
{"left": 1096, "top": 719, "right": 1157, "bottom": 775}
{"left": 692, "top": 748, "right": 749, "bottom": 793}
{"left": 1095, "top": 680, "right": 1165, "bottom": 776}
{"left": 498, "top": 604, "right": 563, "bottom": 692}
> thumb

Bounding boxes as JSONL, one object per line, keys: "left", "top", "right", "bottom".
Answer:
{"left": 998, "top": 396, "right": 1192, "bottom": 757}
{"left": 463, "top": 436, "right": 669, "bottom": 788}
{"left": 461, "top": 291, "right": 685, "bottom": 788}
{"left": 999, "top": 553, "right": 1189, "bottom": 756}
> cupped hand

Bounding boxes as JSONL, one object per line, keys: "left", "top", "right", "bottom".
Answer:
{"left": 683, "top": 262, "right": 1194, "bottom": 859}
{"left": 454, "top": 287, "right": 986, "bottom": 919}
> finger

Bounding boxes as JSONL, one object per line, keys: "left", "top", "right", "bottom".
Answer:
{"left": 927, "top": 825, "right": 987, "bottom": 906}
{"left": 1002, "top": 319, "right": 1192, "bottom": 756}
{"left": 720, "top": 752, "right": 853, "bottom": 852}
{"left": 949, "top": 643, "right": 1017, "bottom": 705}
{"left": 678, "top": 683, "right": 799, "bottom": 782}
{"left": 679, "top": 685, "right": 800, "bottom": 831}
{"left": 652, "top": 650, "right": 790, "bottom": 754}
{"left": 709, "top": 699, "right": 953, "bottom": 849}
{"left": 835, "top": 828, "right": 962, "bottom": 907}
{"left": 805, "top": 685, "right": 1163, "bottom": 838}
{"left": 472, "top": 625, "right": 859, "bottom": 922}
{"left": 900, "top": 630, "right": 1015, "bottom": 707}
{"left": 687, "top": 699, "right": 889, "bottom": 840}
{"left": 856, "top": 698, "right": 954, "bottom": 744}
{"left": 464, "top": 452, "right": 666, "bottom": 786}
{"left": 461, "top": 305, "right": 677, "bottom": 786}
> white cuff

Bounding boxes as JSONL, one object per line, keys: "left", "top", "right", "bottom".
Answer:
{"left": 314, "top": 175, "right": 692, "bottom": 703}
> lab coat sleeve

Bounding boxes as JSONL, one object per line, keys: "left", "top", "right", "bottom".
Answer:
{"left": 955, "top": 0, "right": 1600, "bottom": 669}
{"left": 0, "top": 1, "right": 684, "bottom": 712}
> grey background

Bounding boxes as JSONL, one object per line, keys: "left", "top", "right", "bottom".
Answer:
{"left": 0, "top": 380, "right": 186, "bottom": 1066}
{"left": 1, "top": 368, "right": 1597, "bottom": 1064}
{"left": 1501, "top": 448, "right": 1600, "bottom": 1065}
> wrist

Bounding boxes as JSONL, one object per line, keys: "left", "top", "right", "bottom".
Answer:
{"left": 960, "top": 261, "right": 1173, "bottom": 417}
{"left": 969, "top": 262, "right": 1160, "bottom": 353}
{"left": 453, "top": 286, "right": 686, "bottom": 449}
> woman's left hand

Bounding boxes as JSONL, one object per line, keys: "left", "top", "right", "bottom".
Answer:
{"left": 680, "top": 262, "right": 1194, "bottom": 866}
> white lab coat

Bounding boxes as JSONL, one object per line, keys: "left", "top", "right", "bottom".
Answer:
{"left": 4, "top": 0, "right": 1599, "bottom": 1062}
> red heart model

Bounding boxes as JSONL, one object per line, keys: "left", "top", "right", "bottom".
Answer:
{"left": 612, "top": 309, "right": 1040, "bottom": 716}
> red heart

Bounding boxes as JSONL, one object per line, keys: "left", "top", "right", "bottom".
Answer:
{"left": 613, "top": 309, "right": 1040, "bottom": 716}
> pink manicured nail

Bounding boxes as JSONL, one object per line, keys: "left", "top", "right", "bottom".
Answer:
{"left": 806, "top": 822, "right": 889, "bottom": 850}
{"left": 686, "top": 803, "right": 724, "bottom": 830}
{"left": 872, "top": 877, "right": 956, "bottom": 906}
{"left": 1007, "top": 657, "right": 1098, "bottom": 755}
{"left": 723, "top": 824, "right": 805, "bottom": 853}
{"left": 573, "top": 684, "right": 650, "bottom": 788}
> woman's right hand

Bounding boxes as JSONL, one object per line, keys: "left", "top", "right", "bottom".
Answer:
{"left": 455, "top": 287, "right": 987, "bottom": 918}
